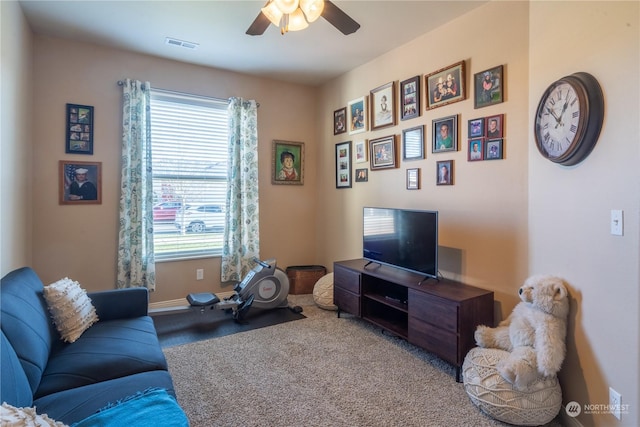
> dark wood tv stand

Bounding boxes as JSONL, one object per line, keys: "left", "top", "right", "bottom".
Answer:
{"left": 333, "top": 259, "right": 494, "bottom": 382}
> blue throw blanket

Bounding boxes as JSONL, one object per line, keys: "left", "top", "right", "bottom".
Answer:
{"left": 71, "top": 388, "right": 189, "bottom": 427}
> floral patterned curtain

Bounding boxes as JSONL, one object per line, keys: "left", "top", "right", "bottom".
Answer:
{"left": 221, "top": 98, "right": 260, "bottom": 282}
{"left": 117, "top": 79, "right": 156, "bottom": 290}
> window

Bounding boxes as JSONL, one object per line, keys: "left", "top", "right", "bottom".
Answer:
{"left": 150, "top": 89, "right": 228, "bottom": 261}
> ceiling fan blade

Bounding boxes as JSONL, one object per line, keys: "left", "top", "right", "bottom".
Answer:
{"left": 322, "top": 1, "right": 360, "bottom": 35}
{"left": 246, "top": 11, "right": 271, "bottom": 36}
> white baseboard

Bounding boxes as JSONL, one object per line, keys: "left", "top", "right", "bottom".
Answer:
{"left": 149, "top": 291, "right": 235, "bottom": 314}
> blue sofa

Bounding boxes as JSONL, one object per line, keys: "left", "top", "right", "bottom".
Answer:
{"left": 0, "top": 267, "right": 184, "bottom": 425}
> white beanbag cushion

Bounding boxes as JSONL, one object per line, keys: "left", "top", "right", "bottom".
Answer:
{"left": 313, "top": 273, "right": 337, "bottom": 311}
{"left": 462, "top": 347, "right": 562, "bottom": 426}
{"left": 43, "top": 277, "right": 98, "bottom": 343}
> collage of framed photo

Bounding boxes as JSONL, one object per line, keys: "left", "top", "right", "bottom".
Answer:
{"left": 467, "top": 114, "right": 504, "bottom": 161}
{"left": 400, "top": 75, "right": 420, "bottom": 121}
{"left": 66, "top": 104, "right": 94, "bottom": 155}
{"left": 327, "top": 59, "right": 506, "bottom": 190}
{"left": 335, "top": 141, "right": 352, "bottom": 188}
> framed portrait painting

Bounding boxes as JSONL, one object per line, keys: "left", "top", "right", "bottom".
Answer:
{"left": 347, "top": 96, "right": 367, "bottom": 135}
{"left": 468, "top": 117, "right": 485, "bottom": 139}
{"left": 355, "top": 168, "right": 368, "bottom": 182}
{"left": 468, "top": 138, "right": 484, "bottom": 161}
{"left": 474, "top": 65, "right": 504, "bottom": 108}
{"left": 485, "top": 114, "right": 504, "bottom": 138}
{"left": 66, "top": 103, "right": 94, "bottom": 154}
{"left": 59, "top": 160, "right": 102, "bottom": 204}
{"left": 272, "top": 140, "right": 304, "bottom": 185}
{"left": 335, "top": 141, "right": 352, "bottom": 188}
{"left": 370, "top": 81, "right": 396, "bottom": 130}
{"left": 432, "top": 115, "right": 458, "bottom": 153}
{"left": 333, "top": 107, "right": 347, "bottom": 135}
{"left": 425, "top": 61, "right": 466, "bottom": 110}
{"left": 400, "top": 75, "right": 420, "bottom": 121}
{"left": 369, "top": 135, "right": 397, "bottom": 170}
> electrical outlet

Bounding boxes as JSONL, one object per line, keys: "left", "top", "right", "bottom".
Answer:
{"left": 196, "top": 269, "right": 204, "bottom": 280}
{"left": 609, "top": 387, "right": 621, "bottom": 420}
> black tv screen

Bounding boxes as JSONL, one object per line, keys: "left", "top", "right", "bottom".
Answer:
{"left": 363, "top": 207, "right": 438, "bottom": 278}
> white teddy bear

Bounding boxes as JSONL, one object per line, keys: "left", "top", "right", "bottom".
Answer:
{"left": 474, "top": 275, "right": 570, "bottom": 390}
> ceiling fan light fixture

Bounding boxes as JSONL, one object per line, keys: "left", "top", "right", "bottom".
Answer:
{"left": 287, "top": 8, "right": 309, "bottom": 32}
{"left": 300, "top": 0, "right": 324, "bottom": 23}
{"left": 274, "top": 0, "right": 300, "bottom": 15}
{"left": 261, "top": 2, "right": 284, "bottom": 26}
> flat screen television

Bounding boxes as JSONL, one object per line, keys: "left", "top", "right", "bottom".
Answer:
{"left": 363, "top": 207, "right": 438, "bottom": 279}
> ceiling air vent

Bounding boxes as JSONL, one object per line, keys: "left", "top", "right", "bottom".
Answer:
{"left": 165, "top": 37, "right": 199, "bottom": 50}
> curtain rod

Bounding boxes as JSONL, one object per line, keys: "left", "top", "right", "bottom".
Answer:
{"left": 116, "top": 80, "right": 259, "bottom": 107}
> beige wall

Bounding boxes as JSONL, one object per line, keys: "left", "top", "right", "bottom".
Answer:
{"left": 317, "top": 1, "right": 639, "bottom": 426}
{"left": 529, "top": 2, "right": 639, "bottom": 426}
{"left": 29, "top": 36, "right": 319, "bottom": 303}
{"left": 317, "top": 1, "right": 530, "bottom": 314}
{"left": 1, "top": 0, "right": 33, "bottom": 275}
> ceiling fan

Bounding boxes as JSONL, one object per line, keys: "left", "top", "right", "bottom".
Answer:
{"left": 247, "top": 0, "right": 360, "bottom": 36}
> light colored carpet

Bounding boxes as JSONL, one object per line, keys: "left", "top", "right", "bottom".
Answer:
{"left": 163, "top": 295, "right": 564, "bottom": 427}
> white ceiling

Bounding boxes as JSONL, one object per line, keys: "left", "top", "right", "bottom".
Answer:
{"left": 19, "top": 0, "right": 487, "bottom": 86}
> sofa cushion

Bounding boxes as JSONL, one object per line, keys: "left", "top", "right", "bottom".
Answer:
{"left": 0, "top": 402, "right": 68, "bottom": 427}
{"left": 33, "top": 371, "right": 177, "bottom": 426}
{"left": 35, "top": 316, "right": 168, "bottom": 398}
{"left": 43, "top": 278, "right": 98, "bottom": 343}
{"left": 1, "top": 267, "right": 57, "bottom": 395}
{"left": 0, "top": 331, "right": 34, "bottom": 408}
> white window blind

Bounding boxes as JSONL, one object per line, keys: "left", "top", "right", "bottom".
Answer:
{"left": 150, "top": 89, "right": 229, "bottom": 261}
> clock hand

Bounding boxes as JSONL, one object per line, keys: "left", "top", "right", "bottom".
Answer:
{"left": 545, "top": 106, "right": 561, "bottom": 123}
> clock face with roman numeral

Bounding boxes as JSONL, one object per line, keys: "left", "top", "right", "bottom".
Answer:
{"left": 534, "top": 73, "right": 604, "bottom": 166}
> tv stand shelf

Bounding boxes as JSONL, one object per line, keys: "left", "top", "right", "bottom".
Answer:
{"left": 333, "top": 259, "right": 494, "bottom": 382}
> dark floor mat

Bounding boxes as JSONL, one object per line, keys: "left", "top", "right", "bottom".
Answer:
{"left": 153, "top": 306, "right": 306, "bottom": 348}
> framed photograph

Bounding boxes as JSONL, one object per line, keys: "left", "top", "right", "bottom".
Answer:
{"left": 59, "top": 160, "right": 102, "bottom": 204}
{"left": 354, "top": 139, "right": 368, "bottom": 163}
{"left": 485, "top": 114, "right": 504, "bottom": 138}
{"left": 425, "top": 60, "right": 466, "bottom": 110}
{"left": 436, "top": 160, "right": 454, "bottom": 186}
{"left": 406, "top": 168, "right": 420, "bottom": 190}
{"left": 370, "top": 82, "right": 396, "bottom": 130}
{"left": 333, "top": 107, "right": 347, "bottom": 135}
{"left": 400, "top": 76, "right": 420, "bottom": 121}
{"left": 468, "top": 117, "right": 485, "bottom": 138}
{"left": 272, "top": 140, "right": 304, "bottom": 185}
{"left": 485, "top": 139, "right": 504, "bottom": 160}
{"left": 432, "top": 115, "right": 458, "bottom": 153}
{"left": 474, "top": 65, "right": 503, "bottom": 108}
{"left": 369, "top": 135, "right": 397, "bottom": 170}
{"left": 335, "top": 141, "right": 352, "bottom": 188}
{"left": 402, "top": 125, "right": 424, "bottom": 161}
{"left": 468, "top": 138, "right": 484, "bottom": 161}
{"left": 66, "top": 103, "right": 94, "bottom": 154}
{"left": 355, "top": 168, "right": 369, "bottom": 182}
{"left": 348, "top": 96, "right": 367, "bottom": 135}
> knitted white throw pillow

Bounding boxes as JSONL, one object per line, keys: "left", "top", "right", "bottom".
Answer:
{"left": 43, "top": 278, "right": 98, "bottom": 343}
{"left": 0, "top": 402, "right": 68, "bottom": 427}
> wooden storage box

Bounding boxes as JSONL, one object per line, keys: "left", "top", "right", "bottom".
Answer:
{"left": 286, "top": 265, "right": 327, "bottom": 295}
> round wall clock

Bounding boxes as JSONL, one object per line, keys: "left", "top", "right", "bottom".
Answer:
{"left": 534, "top": 72, "right": 604, "bottom": 166}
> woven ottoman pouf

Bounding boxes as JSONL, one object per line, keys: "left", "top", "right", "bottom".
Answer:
{"left": 312, "top": 273, "right": 337, "bottom": 310}
{"left": 462, "top": 347, "right": 562, "bottom": 426}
